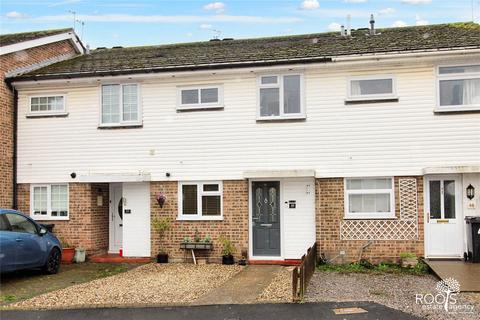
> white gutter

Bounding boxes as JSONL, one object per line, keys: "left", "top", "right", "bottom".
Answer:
{"left": 10, "top": 47, "right": 480, "bottom": 88}
{"left": 0, "top": 31, "right": 84, "bottom": 55}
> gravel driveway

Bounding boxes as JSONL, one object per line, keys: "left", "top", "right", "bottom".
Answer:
{"left": 305, "top": 272, "right": 480, "bottom": 320}
{"left": 6, "top": 263, "right": 243, "bottom": 310}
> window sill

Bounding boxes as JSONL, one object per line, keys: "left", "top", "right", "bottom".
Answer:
{"left": 177, "top": 105, "right": 224, "bottom": 112}
{"left": 31, "top": 216, "right": 69, "bottom": 221}
{"left": 26, "top": 112, "right": 69, "bottom": 118}
{"left": 434, "top": 106, "right": 480, "bottom": 114}
{"left": 177, "top": 216, "right": 224, "bottom": 221}
{"left": 344, "top": 215, "right": 396, "bottom": 220}
{"left": 256, "top": 115, "right": 306, "bottom": 122}
{"left": 98, "top": 123, "right": 143, "bottom": 129}
{"left": 345, "top": 97, "right": 399, "bottom": 105}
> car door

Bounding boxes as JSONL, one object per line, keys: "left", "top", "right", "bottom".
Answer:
{"left": 5, "top": 213, "right": 45, "bottom": 268}
{"left": 0, "top": 215, "right": 17, "bottom": 272}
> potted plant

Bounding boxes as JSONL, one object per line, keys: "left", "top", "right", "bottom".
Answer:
{"left": 74, "top": 247, "right": 86, "bottom": 263}
{"left": 400, "top": 252, "right": 418, "bottom": 268}
{"left": 152, "top": 217, "right": 171, "bottom": 263}
{"left": 59, "top": 237, "right": 75, "bottom": 264}
{"left": 219, "top": 236, "right": 236, "bottom": 265}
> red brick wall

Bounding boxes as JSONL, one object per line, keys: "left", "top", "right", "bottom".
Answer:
{"left": 0, "top": 39, "right": 78, "bottom": 208}
{"left": 316, "top": 177, "right": 424, "bottom": 264}
{"left": 17, "top": 183, "right": 109, "bottom": 255}
{"left": 150, "top": 180, "right": 249, "bottom": 263}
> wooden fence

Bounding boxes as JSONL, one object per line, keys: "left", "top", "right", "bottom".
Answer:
{"left": 292, "top": 242, "right": 317, "bottom": 302}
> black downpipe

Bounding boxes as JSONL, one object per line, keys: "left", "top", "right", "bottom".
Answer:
{"left": 12, "top": 87, "right": 18, "bottom": 209}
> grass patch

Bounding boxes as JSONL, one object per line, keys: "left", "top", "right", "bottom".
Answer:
{"left": 317, "top": 260, "right": 429, "bottom": 275}
{"left": 0, "top": 295, "right": 17, "bottom": 303}
{"left": 95, "top": 265, "right": 130, "bottom": 278}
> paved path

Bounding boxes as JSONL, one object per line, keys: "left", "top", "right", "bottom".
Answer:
{"left": 0, "top": 302, "right": 420, "bottom": 320}
{"left": 194, "top": 265, "right": 281, "bottom": 305}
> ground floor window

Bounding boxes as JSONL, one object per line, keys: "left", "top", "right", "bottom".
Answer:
{"left": 344, "top": 177, "right": 395, "bottom": 219}
{"left": 30, "top": 184, "right": 69, "bottom": 220}
{"left": 178, "top": 181, "right": 223, "bottom": 220}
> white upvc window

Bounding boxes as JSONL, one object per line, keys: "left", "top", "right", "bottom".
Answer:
{"left": 347, "top": 76, "right": 396, "bottom": 100}
{"left": 30, "top": 184, "right": 69, "bottom": 220}
{"left": 257, "top": 74, "right": 305, "bottom": 120}
{"left": 344, "top": 177, "right": 395, "bottom": 219}
{"left": 29, "top": 95, "right": 66, "bottom": 115}
{"left": 436, "top": 64, "right": 480, "bottom": 112}
{"left": 178, "top": 181, "right": 223, "bottom": 220}
{"left": 177, "top": 85, "right": 223, "bottom": 110}
{"left": 100, "top": 84, "right": 141, "bottom": 126}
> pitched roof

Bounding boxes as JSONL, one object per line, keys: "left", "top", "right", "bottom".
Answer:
{"left": 0, "top": 28, "right": 73, "bottom": 47}
{"left": 10, "top": 22, "right": 480, "bottom": 82}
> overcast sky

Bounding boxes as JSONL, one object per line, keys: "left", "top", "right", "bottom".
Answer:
{"left": 1, "top": 0, "right": 478, "bottom": 48}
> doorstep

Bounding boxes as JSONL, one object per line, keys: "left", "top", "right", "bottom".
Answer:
{"left": 248, "top": 259, "right": 301, "bottom": 266}
{"left": 89, "top": 254, "right": 151, "bottom": 264}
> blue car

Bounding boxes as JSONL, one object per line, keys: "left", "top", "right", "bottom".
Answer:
{"left": 0, "top": 209, "right": 62, "bottom": 274}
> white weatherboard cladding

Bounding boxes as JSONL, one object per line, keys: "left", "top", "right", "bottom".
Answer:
{"left": 16, "top": 58, "right": 480, "bottom": 184}
{"left": 282, "top": 178, "right": 316, "bottom": 259}
{"left": 122, "top": 182, "right": 150, "bottom": 257}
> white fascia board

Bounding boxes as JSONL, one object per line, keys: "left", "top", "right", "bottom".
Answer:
{"left": 0, "top": 32, "right": 84, "bottom": 55}
{"left": 244, "top": 169, "right": 315, "bottom": 179}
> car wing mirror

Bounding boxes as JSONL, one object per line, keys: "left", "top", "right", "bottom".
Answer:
{"left": 39, "top": 227, "right": 48, "bottom": 236}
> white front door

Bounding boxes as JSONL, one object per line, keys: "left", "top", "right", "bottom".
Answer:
{"left": 109, "top": 183, "right": 123, "bottom": 253}
{"left": 425, "top": 175, "right": 463, "bottom": 258}
{"left": 122, "top": 182, "right": 151, "bottom": 257}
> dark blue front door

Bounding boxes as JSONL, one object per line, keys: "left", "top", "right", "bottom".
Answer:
{"left": 252, "top": 181, "right": 280, "bottom": 256}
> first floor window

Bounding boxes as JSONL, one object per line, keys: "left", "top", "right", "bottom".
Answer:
{"left": 258, "top": 74, "right": 303, "bottom": 118}
{"left": 101, "top": 84, "right": 139, "bottom": 125}
{"left": 344, "top": 178, "right": 395, "bottom": 219}
{"left": 348, "top": 76, "right": 395, "bottom": 100}
{"left": 438, "top": 65, "right": 480, "bottom": 110}
{"left": 31, "top": 184, "right": 69, "bottom": 219}
{"left": 178, "top": 85, "right": 222, "bottom": 109}
{"left": 179, "top": 182, "right": 222, "bottom": 219}
{"left": 30, "top": 95, "right": 65, "bottom": 114}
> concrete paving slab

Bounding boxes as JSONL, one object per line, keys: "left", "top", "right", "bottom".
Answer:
{"left": 194, "top": 265, "right": 281, "bottom": 305}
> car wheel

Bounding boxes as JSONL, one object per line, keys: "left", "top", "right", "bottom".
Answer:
{"left": 44, "top": 247, "right": 61, "bottom": 274}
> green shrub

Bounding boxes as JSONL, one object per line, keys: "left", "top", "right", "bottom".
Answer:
{"left": 399, "top": 252, "right": 417, "bottom": 259}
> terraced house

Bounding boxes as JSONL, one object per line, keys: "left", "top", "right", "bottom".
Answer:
{"left": 5, "top": 22, "right": 480, "bottom": 264}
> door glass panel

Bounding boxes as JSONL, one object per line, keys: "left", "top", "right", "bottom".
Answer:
{"left": 268, "top": 187, "right": 277, "bottom": 222}
{"left": 444, "top": 180, "right": 456, "bottom": 219}
{"left": 429, "top": 181, "right": 441, "bottom": 219}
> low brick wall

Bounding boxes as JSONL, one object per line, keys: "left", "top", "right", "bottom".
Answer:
{"left": 150, "top": 180, "right": 249, "bottom": 263}
{"left": 17, "top": 183, "right": 109, "bottom": 255}
{"left": 316, "top": 177, "right": 424, "bottom": 264}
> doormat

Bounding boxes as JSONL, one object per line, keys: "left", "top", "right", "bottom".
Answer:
{"left": 332, "top": 307, "right": 368, "bottom": 315}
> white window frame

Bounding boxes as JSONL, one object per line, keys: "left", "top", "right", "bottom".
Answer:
{"left": 177, "top": 85, "right": 223, "bottom": 110}
{"left": 257, "top": 73, "right": 305, "bottom": 120}
{"left": 436, "top": 63, "right": 480, "bottom": 112}
{"left": 99, "top": 83, "right": 142, "bottom": 127}
{"left": 28, "top": 94, "right": 67, "bottom": 117}
{"left": 177, "top": 181, "right": 223, "bottom": 221}
{"left": 344, "top": 177, "right": 395, "bottom": 220}
{"left": 30, "top": 184, "right": 69, "bottom": 221}
{"left": 346, "top": 75, "right": 397, "bottom": 101}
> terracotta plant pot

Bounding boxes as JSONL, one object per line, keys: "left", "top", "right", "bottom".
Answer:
{"left": 61, "top": 248, "right": 75, "bottom": 264}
